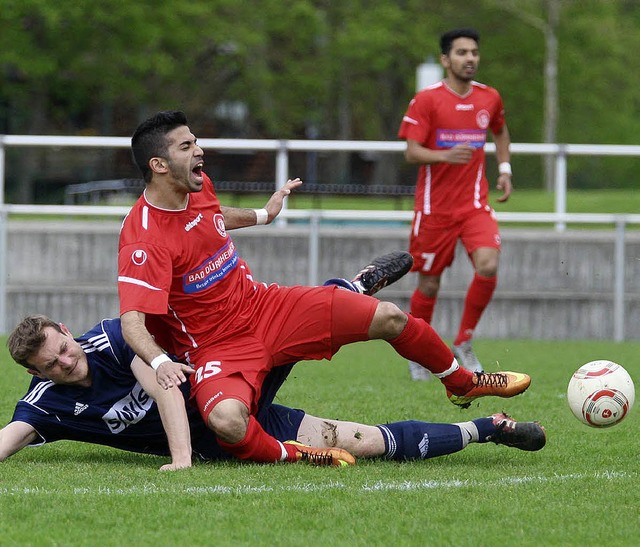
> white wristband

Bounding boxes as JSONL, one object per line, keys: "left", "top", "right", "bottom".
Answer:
{"left": 150, "top": 354, "right": 171, "bottom": 370}
{"left": 498, "top": 162, "right": 512, "bottom": 176}
{"left": 254, "top": 208, "right": 269, "bottom": 225}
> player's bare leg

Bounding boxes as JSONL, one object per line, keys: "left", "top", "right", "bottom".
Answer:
{"left": 297, "top": 416, "right": 385, "bottom": 457}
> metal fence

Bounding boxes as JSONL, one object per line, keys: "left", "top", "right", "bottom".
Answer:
{"left": 2, "top": 135, "right": 640, "bottom": 227}
{"left": 1, "top": 205, "right": 640, "bottom": 339}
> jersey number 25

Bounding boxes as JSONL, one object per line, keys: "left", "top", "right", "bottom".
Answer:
{"left": 194, "top": 361, "right": 222, "bottom": 383}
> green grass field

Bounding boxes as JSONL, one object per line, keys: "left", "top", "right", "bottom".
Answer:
{"left": 1, "top": 337, "right": 638, "bottom": 545}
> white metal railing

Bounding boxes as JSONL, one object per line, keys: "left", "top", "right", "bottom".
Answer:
{"left": 2, "top": 135, "right": 640, "bottom": 228}
{"left": 1, "top": 205, "right": 639, "bottom": 340}
{"left": 2, "top": 136, "right": 640, "bottom": 338}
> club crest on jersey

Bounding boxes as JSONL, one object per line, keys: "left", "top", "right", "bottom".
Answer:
{"left": 213, "top": 213, "right": 226, "bottom": 238}
{"left": 131, "top": 249, "right": 147, "bottom": 266}
{"left": 476, "top": 109, "right": 490, "bottom": 129}
{"left": 183, "top": 240, "right": 238, "bottom": 293}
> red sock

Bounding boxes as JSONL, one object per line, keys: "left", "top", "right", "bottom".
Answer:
{"left": 410, "top": 289, "right": 436, "bottom": 324}
{"left": 217, "top": 415, "right": 291, "bottom": 463}
{"left": 454, "top": 274, "right": 497, "bottom": 346}
{"left": 389, "top": 314, "right": 472, "bottom": 393}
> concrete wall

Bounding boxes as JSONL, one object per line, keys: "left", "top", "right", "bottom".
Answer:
{"left": 5, "top": 220, "right": 640, "bottom": 340}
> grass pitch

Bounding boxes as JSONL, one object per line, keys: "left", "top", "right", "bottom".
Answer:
{"left": 1, "top": 338, "right": 638, "bottom": 546}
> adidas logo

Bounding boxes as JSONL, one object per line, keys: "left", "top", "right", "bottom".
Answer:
{"left": 74, "top": 402, "right": 89, "bottom": 416}
{"left": 418, "top": 433, "right": 430, "bottom": 458}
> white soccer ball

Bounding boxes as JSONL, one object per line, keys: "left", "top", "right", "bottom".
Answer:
{"left": 567, "top": 360, "right": 635, "bottom": 427}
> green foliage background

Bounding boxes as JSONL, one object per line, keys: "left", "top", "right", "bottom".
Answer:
{"left": 1, "top": 0, "right": 639, "bottom": 200}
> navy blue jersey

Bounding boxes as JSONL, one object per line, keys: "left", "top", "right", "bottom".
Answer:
{"left": 10, "top": 319, "right": 304, "bottom": 461}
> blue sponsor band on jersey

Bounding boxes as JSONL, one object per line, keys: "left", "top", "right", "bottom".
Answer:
{"left": 183, "top": 240, "right": 238, "bottom": 294}
{"left": 436, "top": 128, "right": 486, "bottom": 149}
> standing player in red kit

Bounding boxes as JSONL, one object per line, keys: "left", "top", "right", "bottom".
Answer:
{"left": 399, "top": 28, "right": 513, "bottom": 377}
{"left": 118, "top": 110, "right": 529, "bottom": 467}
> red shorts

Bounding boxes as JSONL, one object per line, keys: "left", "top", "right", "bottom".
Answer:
{"left": 189, "top": 285, "right": 378, "bottom": 421}
{"left": 409, "top": 206, "right": 501, "bottom": 276}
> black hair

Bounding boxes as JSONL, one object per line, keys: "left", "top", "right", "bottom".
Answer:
{"left": 131, "top": 110, "right": 188, "bottom": 182}
{"left": 440, "top": 28, "right": 480, "bottom": 55}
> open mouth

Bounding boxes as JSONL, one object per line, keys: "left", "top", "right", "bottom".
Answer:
{"left": 192, "top": 162, "right": 204, "bottom": 181}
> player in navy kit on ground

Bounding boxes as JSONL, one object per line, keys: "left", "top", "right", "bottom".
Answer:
{"left": 1, "top": 313, "right": 545, "bottom": 469}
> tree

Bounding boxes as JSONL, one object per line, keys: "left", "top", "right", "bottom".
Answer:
{"left": 2, "top": 0, "right": 640, "bottom": 201}
{"left": 0, "top": 0, "right": 250, "bottom": 199}
{"left": 485, "top": 0, "right": 559, "bottom": 190}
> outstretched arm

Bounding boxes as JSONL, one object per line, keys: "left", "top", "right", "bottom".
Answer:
{"left": 131, "top": 356, "right": 192, "bottom": 471}
{"left": 0, "top": 421, "right": 39, "bottom": 462}
{"left": 221, "top": 178, "right": 302, "bottom": 229}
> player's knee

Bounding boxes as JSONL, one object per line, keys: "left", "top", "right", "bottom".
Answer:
{"left": 369, "top": 301, "right": 407, "bottom": 339}
{"left": 476, "top": 261, "right": 498, "bottom": 277}
{"left": 418, "top": 276, "right": 440, "bottom": 297}
{"left": 473, "top": 249, "right": 499, "bottom": 276}
{"left": 207, "top": 398, "right": 250, "bottom": 444}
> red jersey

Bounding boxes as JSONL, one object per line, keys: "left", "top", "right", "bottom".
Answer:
{"left": 398, "top": 80, "right": 505, "bottom": 217}
{"left": 118, "top": 173, "right": 261, "bottom": 358}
